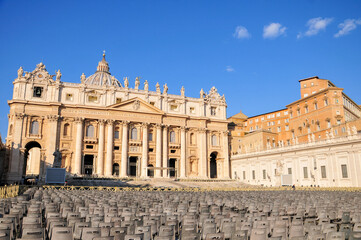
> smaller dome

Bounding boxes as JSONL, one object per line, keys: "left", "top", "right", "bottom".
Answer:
{"left": 84, "top": 53, "right": 122, "bottom": 87}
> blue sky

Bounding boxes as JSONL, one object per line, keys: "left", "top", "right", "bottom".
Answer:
{"left": 0, "top": 0, "right": 361, "bottom": 139}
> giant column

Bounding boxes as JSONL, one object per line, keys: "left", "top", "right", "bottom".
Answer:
{"left": 97, "top": 119, "right": 105, "bottom": 175}
{"left": 46, "top": 115, "right": 60, "bottom": 168}
{"left": 155, "top": 124, "right": 162, "bottom": 177}
{"left": 141, "top": 123, "right": 149, "bottom": 177}
{"left": 10, "top": 113, "right": 25, "bottom": 178}
{"left": 105, "top": 120, "right": 114, "bottom": 176}
{"left": 120, "top": 121, "right": 129, "bottom": 177}
{"left": 180, "top": 126, "right": 187, "bottom": 178}
{"left": 162, "top": 125, "right": 169, "bottom": 177}
{"left": 198, "top": 128, "right": 207, "bottom": 178}
{"left": 74, "top": 117, "right": 84, "bottom": 175}
{"left": 222, "top": 130, "right": 230, "bottom": 179}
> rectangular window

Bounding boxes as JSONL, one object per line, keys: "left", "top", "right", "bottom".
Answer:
{"left": 288, "top": 168, "right": 292, "bottom": 174}
{"left": 321, "top": 166, "right": 327, "bottom": 178}
{"left": 276, "top": 113, "right": 280, "bottom": 117}
{"left": 150, "top": 101, "right": 155, "bottom": 106}
{"left": 305, "top": 106, "right": 308, "bottom": 113}
{"left": 114, "top": 146, "right": 120, "bottom": 150}
{"left": 285, "top": 125, "right": 289, "bottom": 131}
{"left": 66, "top": 93, "right": 73, "bottom": 101}
{"left": 261, "top": 117, "right": 264, "bottom": 121}
{"left": 284, "top": 111, "right": 288, "bottom": 115}
{"left": 314, "top": 103, "right": 318, "bottom": 110}
{"left": 149, "top": 133, "right": 153, "bottom": 141}
{"left": 114, "top": 130, "right": 120, "bottom": 139}
{"left": 171, "top": 105, "right": 178, "bottom": 111}
{"left": 149, "top": 148, "right": 154, "bottom": 152}
{"left": 86, "top": 145, "right": 94, "bottom": 149}
{"left": 116, "top": 98, "right": 122, "bottom": 104}
{"left": 327, "top": 121, "right": 331, "bottom": 128}
{"left": 263, "top": 170, "right": 266, "bottom": 179}
{"left": 324, "top": 99, "right": 328, "bottom": 106}
{"left": 210, "top": 107, "right": 217, "bottom": 116}
{"left": 277, "top": 127, "right": 281, "bottom": 132}
{"left": 189, "top": 107, "right": 195, "bottom": 114}
{"left": 243, "top": 171, "right": 246, "bottom": 180}
{"left": 88, "top": 95, "right": 98, "bottom": 103}
{"left": 33, "top": 87, "right": 43, "bottom": 98}
{"left": 255, "top": 119, "right": 258, "bottom": 123}
{"left": 317, "top": 124, "right": 320, "bottom": 131}
{"left": 252, "top": 170, "right": 255, "bottom": 180}
{"left": 341, "top": 164, "right": 348, "bottom": 178}
{"left": 337, "top": 120, "right": 341, "bottom": 125}
{"left": 170, "top": 149, "right": 176, "bottom": 153}
{"left": 303, "top": 167, "right": 308, "bottom": 178}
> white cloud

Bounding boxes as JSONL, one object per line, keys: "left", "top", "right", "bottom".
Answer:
{"left": 334, "top": 19, "right": 361, "bottom": 37}
{"left": 263, "top": 23, "right": 286, "bottom": 39}
{"left": 298, "top": 17, "right": 333, "bottom": 38}
{"left": 226, "top": 66, "right": 235, "bottom": 72}
{"left": 233, "top": 26, "right": 251, "bottom": 39}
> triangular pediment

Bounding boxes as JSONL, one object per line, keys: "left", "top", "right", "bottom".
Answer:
{"left": 108, "top": 97, "right": 164, "bottom": 114}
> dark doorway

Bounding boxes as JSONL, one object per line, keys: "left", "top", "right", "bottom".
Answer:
{"left": 129, "top": 156, "right": 138, "bottom": 177}
{"left": 112, "top": 163, "right": 119, "bottom": 176}
{"left": 210, "top": 152, "right": 218, "bottom": 178}
{"left": 84, "top": 155, "right": 94, "bottom": 175}
{"left": 24, "top": 141, "right": 42, "bottom": 177}
{"left": 147, "top": 164, "right": 154, "bottom": 177}
{"left": 169, "top": 158, "right": 177, "bottom": 177}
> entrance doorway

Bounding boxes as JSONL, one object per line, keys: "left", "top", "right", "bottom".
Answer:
{"left": 24, "top": 141, "right": 41, "bottom": 177}
{"left": 84, "top": 155, "right": 94, "bottom": 175}
{"left": 112, "top": 163, "right": 119, "bottom": 176}
{"left": 129, "top": 156, "right": 138, "bottom": 177}
{"left": 147, "top": 164, "right": 154, "bottom": 177}
{"left": 210, "top": 152, "right": 218, "bottom": 178}
{"left": 169, "top": 158, "right": 177, "bottom": 177}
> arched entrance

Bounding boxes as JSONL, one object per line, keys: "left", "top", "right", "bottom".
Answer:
{"left": 24, "top": 141, "right": 42, "bottom": 177}
{"left": 147, "top": 164, "right": 154, "bottom": 177}
{"left": 129, "top": 156, "right": 138, "bottom": 177}
{"left": 112, "top": 163, "right": 119, "bottom": 176}
{"left": 210, "top": 152, "right": 218, "bottom": 179}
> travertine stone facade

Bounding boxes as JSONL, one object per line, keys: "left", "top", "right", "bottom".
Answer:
{"left": 4, "top": 54, "right": 230, "bottom": 182}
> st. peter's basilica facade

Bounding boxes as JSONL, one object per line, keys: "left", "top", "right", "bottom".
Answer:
{"left": 4, "top": 54, "right": 230, "bottom": 182}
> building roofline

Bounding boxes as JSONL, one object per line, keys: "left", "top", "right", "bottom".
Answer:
{"left": 298, "top": 76, "right": 319, "bottom": 82}
{"left": 286, "top": 87, "right": 343, "bottom": 107}
{"left": 247, "top": 108, "right": 288, "bottom": 119}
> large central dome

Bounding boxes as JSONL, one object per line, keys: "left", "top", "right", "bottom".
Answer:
{"left": 84, "top": 53, "right": 122, "bottom": 87}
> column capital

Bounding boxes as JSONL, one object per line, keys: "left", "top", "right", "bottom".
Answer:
{"left": 15, "top": 112, "right": 25, "bottom": 120}
{"left": 47, "top": 115, "right": 60, "bottom": 122}
{"left": 155, "top": 123, "right": 162, "bottom": 129}
{"left": 180, "top": 126, "right": 188, "bottom": 131}
{"left": 121, "top": 120, "right": 130, "bottom": 126}
{"left": 74, "top": 117, "right": 84, "bottom": 123}
{"left": 141, "top": 122, "right": 150, "bottom": 128}
{"left": 163, "top": 124, "right": 170, "bottom": 130}
{"left": 106, "top": 119, "right": 114, "bottom": 125}
{"left": 222, "top": 130, "right": 229, "bottom": 136}
{"left": 198, "top": 127, "right": 208, "bottom": 133}
{"left": 98, "top": 119, "right": 107, "bottom": 125}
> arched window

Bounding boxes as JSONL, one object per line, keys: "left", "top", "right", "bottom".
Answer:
{"left": 30, "top": 121, "right": 39, "bottom": 135}
{"left": 131, "top": 128, "right": 137, "bottom": 140}
{"left": 114, "top": 127, "right": 120, "bottom": 139}
{"left": 170, "top": 131, "right": 176, "bottom": 143}
{"left": 211, "top": 135, "right": 217, "bottom": 146}
{"left": 86, "top": 125, "right": 94, "bottom": 138}
{"left": 63, "top": 123, "right": 70, "bottom": 136}
{"left": 190, "top": 133, "right": 195, "bottom": 145}
{"left": 9, "top": 124, "right": 13, "bottom": 135}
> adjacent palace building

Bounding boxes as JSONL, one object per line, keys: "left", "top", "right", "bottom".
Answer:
{"left": 3, "top": 54, "right": 361, "bottom": 187}
{"left": 229, "top": 76, "right": 361, "bottom": 187}
{"left": 3, "top": 54, "right": 230, "bottom": 182}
